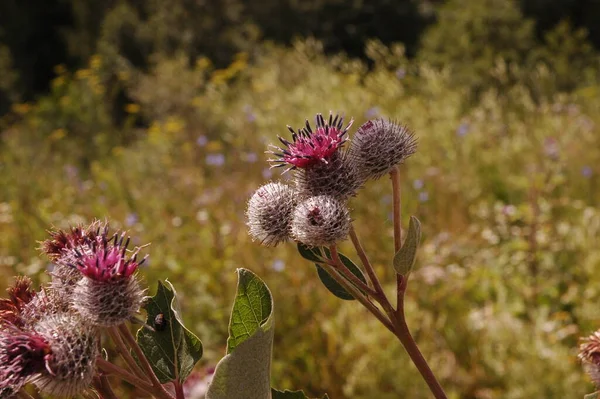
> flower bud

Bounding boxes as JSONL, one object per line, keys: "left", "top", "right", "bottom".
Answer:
{"left": 0, "top": 326, "right": 50, "bottom": 394}
{"left": 70, "top": 227, "right": 147, "bottom": 327}
{"left": 32, "top": 313, "right": 98, "bottom": 397}
{"left": 291, "top": 195, "right": 351, "bottom": 247}
{"left": 41, "top": 221, "right": 105, "bottom": 299}
{"left": 246, "top": 182, "right": 297, "bottom": 247}
{"left": 294, "top": 152, "right": 364, "bottom": 199}
{"left": 349, "top": 119, "right": 417, "bottom": 180}
{"left": 21, "top": 288, "right": 72, "bottom": 328}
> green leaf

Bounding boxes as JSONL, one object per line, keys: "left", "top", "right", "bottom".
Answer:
{"left": 393, "top": 216, "right": 422, "bottom": 275}
{"left": 297, "top": 243, "right": 324, "bottom": 263}
{"left": 136, "top": 280, "right": 203, "bottom": 384}
{"left": 206, "top": 268, "right": 274, "bottom": 399}
{"left": 272, "top": 388, "right": 329, "bottom": 399}
{"left": 585, "top": 392, "right": 600, "bottom": 399}
{"left": 315, "top": 250, "right": 368, "bottom": 301}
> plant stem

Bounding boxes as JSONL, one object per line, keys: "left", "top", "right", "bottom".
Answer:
{"left": 96, "top": 357, "right": 162, "bottom": 397}
{"left": 390, "top": 166, "right": 402, "bottom": 252}
{"left": 318, "top": 260, "right": 394, "bottom": 333}
{"left": 108, "top": 326, "right": 147, "bottom": 380}
{"left": 118, "top": 324, "right": 175, "bottom": 399}
{"left": 173, "top": 381, "right": 185, "bottom": 399}
{"left": 390, "top": 166, "right": 407, "bottom": 318}
{"left": 328, "top": 245, "right": 378, "bottom": 298}
{"left": 17, "top": 392, "right": 35, "bottom": 399}
{"left": 388, "top": 167, "right": 447, "bottom": 397}
{"left": 95, "top": 374, "right": 119, "bottom": 399}
{"left": 347, "top": 228, "right": 397, "bottom": 317}
{"left": 391, "top": 313, "right": 447, "bottom": 399}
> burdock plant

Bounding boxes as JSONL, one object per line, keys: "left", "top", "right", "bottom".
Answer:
{"left": 0, "top": 219, "right": 333, "bottom": 398}
{"left": 247, "top": 111, "right": 449, "bottom": 397}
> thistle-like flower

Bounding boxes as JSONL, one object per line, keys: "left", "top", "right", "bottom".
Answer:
{"left": 32, "top": 313, "right": 98, "bottom": 397}
{"left": 580, "top": 330, "right": 600, "bottom": 387}
{"left": 41, "top": 221, "right": 105, "bottom": 298}
{"left": 40, "top": 222, "right": 103, "bottom": 261}
{"left": 269, "top": 112, "right": 353, "bottom": 170}
{"left": 247, "top": 182, "right": 297, "bottom": 247}
{"left": 0, "top": 326, "right": 51, "bottom": 394}
{"left": 0, "top": 277, "right": 35, "bottom": 327}
{"left": 69, "top": 226, "right": 147, "bottom": 327}
{"left": 291, "top": 195, "right": 351, "bottom": 247}
{"left": 21, "top": 288, "right": 72, "bottom": 328}
{"left": 293, "top": 151, "right": 364, "bottom": 199}
{"left": 349, "top": 119, "right": 417, "bottom": 180}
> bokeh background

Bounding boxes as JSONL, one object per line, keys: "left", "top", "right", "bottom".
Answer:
{"left": 2, "top": 0, "right": 600, "bottom": 397}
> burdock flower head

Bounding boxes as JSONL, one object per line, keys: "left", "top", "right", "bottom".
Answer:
{"left": 246, "top": 182, "right": 297, "bottom": 247}
{"left": 0, "top": 277, "right": 35, "bottom": 327}
{"left": 41, "top": 221, "right": 105, "bottom": 298}
{"left": 349, "top": 119, "right": 417, "bottom": 180}
{"left": 70, "top": 224, "right": 147, "bottom": 327}
{"left": 31, "top": 313, "right": 98, "bottom": 397}
{"left": 0, "top": 326, "right": 51, "bottom": 395}
{"left": 579, "top": 330, "right": 600, "bottom": 387}
{"left": 291, "top": 195, "right": 351, "bottom": 247}
{"left": 269, "top": 112, "right": 364, "bottom": 199}
{"left": 269, "top": 112, "right": 352, "bottom": 170}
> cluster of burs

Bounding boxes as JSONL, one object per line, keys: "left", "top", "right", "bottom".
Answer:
{"left": 0, "top": 221, "right": 147, "bottom": 398}
{"left": 247, "top": 112, "right": 417, "bottom": 248}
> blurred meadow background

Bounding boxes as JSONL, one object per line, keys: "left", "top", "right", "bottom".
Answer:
{"left": 2, "top": 0, "right": 600, "bottom": 397}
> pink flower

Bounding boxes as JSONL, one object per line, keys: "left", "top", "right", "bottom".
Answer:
{"left": 269, "top": 112, "right": 353, "bottom": 170}
{"left": 72, "top": 228, "right": 147, "bottom": 282}
{"left": 0, "top": 327, "right": 50, "bottom": 392}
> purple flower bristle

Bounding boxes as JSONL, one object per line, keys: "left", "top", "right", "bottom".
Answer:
{"left": 72, "top": 227, "right": 147, "bottom": 282}
{"left": 269, "top": 112, "right": 353, "bottom": 170}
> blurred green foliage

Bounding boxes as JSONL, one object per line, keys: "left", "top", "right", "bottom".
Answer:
{"left": 1, "top": 0, "right": 600, "bottom": 397}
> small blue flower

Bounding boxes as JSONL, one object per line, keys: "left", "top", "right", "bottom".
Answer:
{"left": 365, "top": 107, "right": 380, "bottom": 119}
{"left": 582, "top": 166, "right": 593, "bottom": 178}
{"left": 206, "top": 154, "right": 225, "bottom": 166}
{"left": 395, "top": 68, "right": 406, "bottom": 80}
{"left": 196, "top": 135, "right": 208, "bottom": 147}
{"left": 419, "top": 191, "right": 429, "bottom": 203}
{"left": 413, "top": 179, "right": 424, "bottom": 190}
{"left": 125, "top": 213, "right": 138, "bottom": 227}
{"left": 244, "top": 152, "right": 258, "bottom": 163}
{"left": 272, "top": 259, "right": 285, "bottom": 272}
{"left": 456, "top": 123, "right": 469, "bottom": 137}
{"left": 262, "top": 168, "right": 273, "bottom": 179}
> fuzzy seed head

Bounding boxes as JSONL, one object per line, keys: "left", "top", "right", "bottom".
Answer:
{"left": 0, "top": 327, "right": 51, "bottom": 392}
{"left": 32, "top": 314, "right": 98, "bottom": 397}
{"left": 72, "top": 277, "right": 145, "bottom": 327}
{"left": 291, "top": 195, "right": 351, "bottom": 247}
{"left": 294, "top": 152, "right": 364, "bottom": 199}
{"left": 580, "top": 331, "right": 600, "bottom": 387}
{"left": 269, "top": 112, "right": 353, "bottom": 170}
{"left": 247, "top": 182, "right": 297, "bottom": 247}
{"left": 349, "top": 119, "right": 417, "bottom": 180}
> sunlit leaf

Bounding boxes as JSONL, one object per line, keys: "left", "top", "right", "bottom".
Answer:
{"left": 136, "top": 280, "right": 203, "bottom": 383}
{"left": 206, "top": 268, "right": 274, "bottom": 399}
